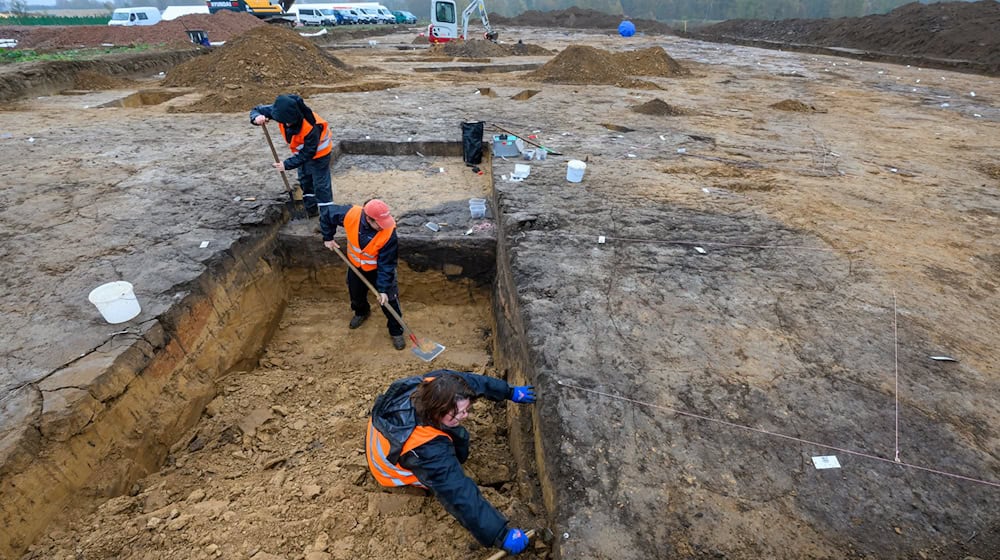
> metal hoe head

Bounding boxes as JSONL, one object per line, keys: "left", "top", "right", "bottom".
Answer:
{"left": 409, "top": 334, "right": 445, "bottom": 362}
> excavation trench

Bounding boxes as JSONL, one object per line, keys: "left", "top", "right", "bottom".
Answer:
{"left": 7, "top": 144, "right": 550, "bottom": 559}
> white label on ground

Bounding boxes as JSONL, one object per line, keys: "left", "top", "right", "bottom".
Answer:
{"left": 812, "top": 455, "right": 841, "bottom": 469}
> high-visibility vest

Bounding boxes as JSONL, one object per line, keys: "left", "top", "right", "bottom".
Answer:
{"left": 344, "top": 206, "right": 394, "bottom": 271}
{"left": 366, "top": 418, "right": 451, "bottom": 487}
{"left": 279, "top": 116, "right": 332, "bottom": 159}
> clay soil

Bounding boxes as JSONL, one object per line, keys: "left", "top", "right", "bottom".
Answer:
{"left": 2, "top": 4, "right": 1000, "bottom": 560}
{"left": 694, "top": 0, "right": 1000, "bottom": 75}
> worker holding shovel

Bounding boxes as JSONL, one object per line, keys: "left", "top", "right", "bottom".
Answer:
{"left": 250, "top": 94, "right": 334, "bottom": 219}
{"left": 366, "top": 371, "right": 537, "bottom": 556}
{"left": 322, "top": 199, "right": 407, "bottom": 351}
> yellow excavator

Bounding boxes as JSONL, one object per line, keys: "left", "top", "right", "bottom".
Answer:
{"left": 206, "top": 0, "right": 297, "bottom": 25}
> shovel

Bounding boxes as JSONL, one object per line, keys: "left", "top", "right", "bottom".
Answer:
{"left": 483, "top": 527, "right": 554, "bottom": 560}
{"left": 328, "top": 244, "right": 446, "bottom": 362}
{"left": 262, "top": 123, "right": 308, "bottom": 220}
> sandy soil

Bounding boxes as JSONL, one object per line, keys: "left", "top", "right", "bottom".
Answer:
{"left": 1, "top": 18, "right": 999, "bottom": 560}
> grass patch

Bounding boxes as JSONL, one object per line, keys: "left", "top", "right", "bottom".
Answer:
{"left": 0, "top": 44, "right": 158, "bottom": 64}
{"left": 3, "top": 15, "right": 110, "bottom": 26}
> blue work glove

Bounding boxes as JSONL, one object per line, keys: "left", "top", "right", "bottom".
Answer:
{"left": 511, "top": 386, "right": 536, "bottom": 404}
{"left": 502, "top": 528, "right": 529, "bottom": 555}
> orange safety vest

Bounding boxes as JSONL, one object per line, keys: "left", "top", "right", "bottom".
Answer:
{"left": 344, "top": 205, "right": 394, "bottom": 271}
{"left": 366, "top": 418, "right": 451, "bottom": 487}
{"left": 279, "top": 116, "right": 332, "bottom": 159}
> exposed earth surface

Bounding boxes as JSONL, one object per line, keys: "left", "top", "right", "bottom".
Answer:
{"left": 1, "top": 3, "right": 999, "bottom": 560}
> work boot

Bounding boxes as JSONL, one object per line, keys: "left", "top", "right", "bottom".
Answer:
{"left": 392, "top": 335, "right": 406, "bottom": 351}
{"left": 349, "top": 313, "right": 369, "bottom": 329}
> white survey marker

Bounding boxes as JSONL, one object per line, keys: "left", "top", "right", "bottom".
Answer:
{"left": 812, "top": 455, "right": 841, "bottom": 469}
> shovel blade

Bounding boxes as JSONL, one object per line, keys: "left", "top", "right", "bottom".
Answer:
{"left": 410, "top": 341, "right": 446, "bottom": 362}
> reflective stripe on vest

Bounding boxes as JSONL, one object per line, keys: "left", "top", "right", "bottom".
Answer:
{"left": 278, "top": 116, "right": 332, "bottom": 159}
{"left": 344, "top": 206, "right": 394, "bottom": 271}
{"left": 366, "top": 418, "right": 450, "bottom": 487}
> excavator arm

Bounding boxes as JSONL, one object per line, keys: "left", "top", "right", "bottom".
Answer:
{"left": 279, "top": 0, "right": 294, "bottom": 12}
{"left": 461, "top": 0, "right": 498, "bottom": 41}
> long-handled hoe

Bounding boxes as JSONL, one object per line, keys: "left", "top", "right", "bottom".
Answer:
{"left": 329, "top": 244, "right": 446, "bottom": 362}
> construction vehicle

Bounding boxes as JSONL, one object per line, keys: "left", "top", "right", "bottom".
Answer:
{"left": 206, "top": 0, "right": 297, "bottom": 25}
{"left": 428, "top": 0, "right": 498, "bottom": 44}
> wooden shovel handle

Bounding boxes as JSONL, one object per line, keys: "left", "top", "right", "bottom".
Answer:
{"left": 328, "top": 243, "right": 414, "bottom": 338}
{"left": 261, "top": 122, "right": 293, "bottom": 194}
{"left": 483, "top": 529, "right": 537, "bottom": 560}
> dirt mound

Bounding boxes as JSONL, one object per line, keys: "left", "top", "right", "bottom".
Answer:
{"left": 615, "top": 46, "right": 687, "bottom": 76}
{"left": 0, "top": 10, "right": 264, "bottom": 51}
{"left": 770, "top": 99, "right": 819, "bottom": 112}
{"left": 527, "top": 45, "right": 683, "bottom": 88}
{"left": 428, "top": 39, "right": 550, "bottom": 58}
{"left": 164, "top": 26, "right": 349, "bottom": 89}
{"left": 491, "top": 6, "right": 675, "bottom": 35}
{"left": 163, "top": 25, "right": 351, "bottom": 113}
{"left": 429, "top": 39, "right": 509, "bottom": 58}
{"left": 695, "top": 0, "right": 1000, "bottom": 75}
{"left": 631, "top": 98, "right": 688, "bottom": 116}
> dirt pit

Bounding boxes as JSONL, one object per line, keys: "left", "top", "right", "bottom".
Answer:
{"left": 22, "top": 270, "right": 548, "bottom": 560}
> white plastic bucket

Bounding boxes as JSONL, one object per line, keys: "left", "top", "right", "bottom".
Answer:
{"left": 567, "top": 160, "right": 587, "bottom": 182}
{"left": 88, "top": 281, "right": 141, "bottom": 324}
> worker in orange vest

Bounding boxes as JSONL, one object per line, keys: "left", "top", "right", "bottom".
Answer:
{"left": 321, "top": 199, "right": 405, "bottom": 350}
{"left": 367, "top": 371, "right": 536, "bottom": 555}
{"left": 250, "top": 94, "right": 334, "bottom": 219}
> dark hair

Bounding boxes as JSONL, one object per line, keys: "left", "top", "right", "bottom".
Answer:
{"left": 411, "top": 374, "right": 472, "bottom": 426}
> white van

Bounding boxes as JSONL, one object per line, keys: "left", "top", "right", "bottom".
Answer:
{"left": 108, "top": 7, "right": 161, "bottom": 26}
{"left": 296, "top": 6, "right": 335, "bottom": 26}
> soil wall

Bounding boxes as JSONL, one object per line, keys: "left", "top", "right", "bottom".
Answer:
{"left": 0, "top": 223, "right": 288, "bottom": 557}
{"left": 0, "top": 51, "right": 200, "bottom": 104}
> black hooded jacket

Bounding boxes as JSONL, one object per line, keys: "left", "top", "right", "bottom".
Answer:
{"left": 249, "top": 94, "right": 326, "bottom": 170}
{"left": 370, "top": 370, "right": 515, "bottom": 548}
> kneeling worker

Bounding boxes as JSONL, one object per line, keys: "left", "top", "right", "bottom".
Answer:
{"left": 366, "top": 371, "right": 537, "bottom": 555}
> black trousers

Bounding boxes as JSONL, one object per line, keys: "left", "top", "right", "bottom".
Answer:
{"left": 347, "top": 267, "right": 403, "bottom": 336}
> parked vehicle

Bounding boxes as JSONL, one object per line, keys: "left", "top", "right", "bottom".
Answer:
{"left": 206, "top": 0, "right": 296, "bottom": 25}
{"left": 356, "top": 7, "right": 380, "bottom": 24}
{"left": 393, "top": 10, "right": 417, "bottom": 24}
{"left": 429, "top": 0, "right": 497, "bottom": 43}
{"left": 107, "top": 6, "right": 161, "bottom": 26}
{"left": 319, "top": 8, "right": 343, "bottom": 24}
{"left": 376, "top": 7, "right": 396, "bottom": 24}
{"left": 296, "top": 7, "right": 338, "bottom": 25}
{"left": 334, "top": 8, "right": 359, "bottom": 24}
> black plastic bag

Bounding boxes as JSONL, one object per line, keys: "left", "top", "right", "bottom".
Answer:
{"left": 461, "top": 121, "right": 484, "bottom": 166}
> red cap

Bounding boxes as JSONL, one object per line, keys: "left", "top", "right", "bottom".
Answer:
{"left": 363, "top": 199, "right": 395, "bottom": 230}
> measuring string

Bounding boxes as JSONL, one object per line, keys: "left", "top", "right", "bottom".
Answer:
{"left": 533, "top": 230, "right": 837, "bottom": 252}
{"left": 556, "top": 379, "right": 1000, "bottom": 489}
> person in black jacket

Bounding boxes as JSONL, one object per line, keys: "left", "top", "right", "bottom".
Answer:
{"left": 366, "top": 371, "right": 537, "bottom": 555}
{"left": 249, "top": 94, "right": 334, "bottom": 219}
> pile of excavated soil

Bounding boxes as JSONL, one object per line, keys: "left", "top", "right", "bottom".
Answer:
{"left": 695, "top": 0, "right": 1000, "bottom": 75}
{"left": 164, "top": 25, "right": 351, "bottom": 113}
{"left": 631, "top": 98, "right": 688, "bottom": 116}
{"left": 527, "top": 45, "right": 683, "bottom": 88}
{"left": 0, "top": 11, "right": 263, "bottom": 50}
{"left": 491, "top": 7, "right": 675, "bottom": 35}
{"left": 770, "top": 99, "right": 818, "bottom": 112}
{"left": 428, "top": 39, "right": 550, "bottom": 58}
